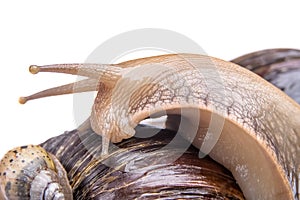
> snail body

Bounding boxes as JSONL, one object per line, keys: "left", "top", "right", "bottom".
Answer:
{"left": 0, "top": 145, "right": 72, "bottom": 200}
{"left": 3, "top": 53, "right": 299, "bottom": 199}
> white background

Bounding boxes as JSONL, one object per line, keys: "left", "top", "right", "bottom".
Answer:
{"left": 0, "top": 0, "right": 299, "bottom": 158}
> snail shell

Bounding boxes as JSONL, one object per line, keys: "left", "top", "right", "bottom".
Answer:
{"left": 0, "top": 145, "right": 72, "bottom": 200}
{"left": 231, "top": 48, "right": 300, "bottom": 104}
{"left": 40, "top": 127, "right": 246, "bottom": 199}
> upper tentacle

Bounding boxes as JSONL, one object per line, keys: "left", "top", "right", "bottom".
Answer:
{"left": 29, "top": 63, "right": 122, "bottom": 83}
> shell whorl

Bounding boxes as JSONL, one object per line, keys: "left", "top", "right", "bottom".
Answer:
{"left": 0, "top": 145, "right": 72, "bottom": 200}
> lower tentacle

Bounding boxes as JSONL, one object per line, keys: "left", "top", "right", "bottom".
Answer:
{"left": 19, "top": 78, "right": 99, "bottom": 104}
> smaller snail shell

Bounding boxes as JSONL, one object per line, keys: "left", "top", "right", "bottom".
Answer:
{"left": 0, "top": 145, "right": 73, "bottom": 200}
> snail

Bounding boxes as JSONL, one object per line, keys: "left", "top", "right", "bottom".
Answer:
{"left": 0, "top": 145, "right": 72, "bottom": 200}
{"left": 0, "top": 51, "right": 299, "bottom": 199}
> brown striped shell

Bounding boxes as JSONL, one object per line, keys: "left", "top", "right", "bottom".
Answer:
{"left": 231, "top": 48, "right": 300, "bottom": 103}
{"left": 41, "top": 126, "right": 246, "bottom": 199}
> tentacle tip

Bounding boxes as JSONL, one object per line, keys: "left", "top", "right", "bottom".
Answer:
{"left": 18, "top": 97, "right": 27, "bottom": 104}
{"left": 29, "top": 65, "right": 40, "bottom": 74}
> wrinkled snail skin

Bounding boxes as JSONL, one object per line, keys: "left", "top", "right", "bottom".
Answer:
{"left": 13, "top": 54, "right": 300, "bottom": 199}
{"left": 0, "top": 145, "right": 73, "bottom": 200}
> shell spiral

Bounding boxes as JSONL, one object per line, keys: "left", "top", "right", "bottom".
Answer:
{"left": 0, "top": 145, "right": 72, "bottom": 200}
